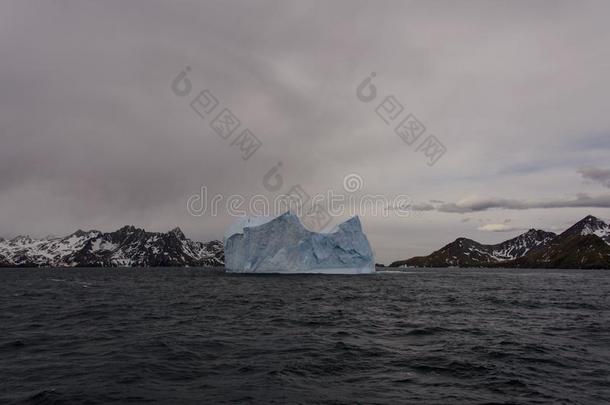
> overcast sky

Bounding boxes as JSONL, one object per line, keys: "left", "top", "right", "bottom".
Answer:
{"left": 2, "top": 0, "right": 610, "bottom": 263}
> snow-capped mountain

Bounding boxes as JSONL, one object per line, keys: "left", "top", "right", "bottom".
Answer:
{"left": 508, "top": 216, "right": 610, "bottom": 269}
{"left": 510, "top": 233, "right": 610, "bottom": 269}
{"left": 390, "top": 229, "right": 556, "bottom": 268}
{"left": 390, "top": 215, "right": 610, "bottom": 269}
{"left": 491, "top": 229, "right": 558, "bottom": 259}
{"left": 0, "top": 226, "right": 223, "bottom": 268}
{"left": 559, "top": 215, "right": 610, "bottom": 244}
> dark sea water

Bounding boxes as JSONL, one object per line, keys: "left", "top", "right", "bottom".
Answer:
{"left": 1, "top": 268, "right": 609, "bottom": 404}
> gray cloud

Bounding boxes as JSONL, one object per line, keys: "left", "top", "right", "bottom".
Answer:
{"left": 411, "top": 203, "right": 435, "bottom": 211}
{"left": 436, "top": 193, "right": 610, "bottom": 213}
{"left": 477, "top": 223, "right": 527, "bottom": 232}
{"left": 579, "top": 167, "right": 610, "bottom": 188}
{"left": 1, "top": 0, "right": 610, "bottom": 263}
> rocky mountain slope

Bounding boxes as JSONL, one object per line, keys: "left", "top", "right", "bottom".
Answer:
{"left": 390, "top": 229, "right": 556, "bottom": 267}
{"left": 390, "top": 216, "right": 610, "bottom": 269}
{"left": 0, "top": 226, "right": 223, "bottom": 268}
{"left": 559, "top": 215, "right": 610, "bottom": 243}
{"left": 506, "top": 216, "right": 610, "bottom": 269}
{"left": 4, "top": 215, "right": 610, "bottom": 269}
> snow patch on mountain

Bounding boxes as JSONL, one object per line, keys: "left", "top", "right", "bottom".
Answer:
{"left": 0, "top": 226, "right": 223, "bottom": 268}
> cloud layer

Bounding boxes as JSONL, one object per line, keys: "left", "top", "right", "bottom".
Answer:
{"left": 579, "top": 167, "right": 610, "bottom": 188}
{"left": 477, "top": 223, "right": 526, "bottom": 232}
{"left": 1, "top": 0, "right": 610, "bottom": 262}
{"left": 432, "top": 191, "right": 610, "bottom": 213}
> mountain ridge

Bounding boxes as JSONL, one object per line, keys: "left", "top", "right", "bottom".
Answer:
{"left": 390, "top": 216, "right": 610, "bottom": 269}
{"left": 0, "top": 226, "right": 223, "bottom": 268}
{"left": 4, "top": 215, "right": 610, "bottom": 269}
{"left": 390, "top": 228, "right": 556, "bottom": 268}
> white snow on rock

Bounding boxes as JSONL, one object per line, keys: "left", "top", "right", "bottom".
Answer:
{"left": 224, "top": 212, "right": 375, "bottom": 274}
{"left": 580, "top": 218, "right": 610, "bottom": 242}
{"left": 0, "top": 227, "right": 223, "bottom": 267}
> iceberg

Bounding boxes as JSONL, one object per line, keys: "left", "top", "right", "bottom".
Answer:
{"left": 224, "top": 212, "right": 375, "bottom": 274}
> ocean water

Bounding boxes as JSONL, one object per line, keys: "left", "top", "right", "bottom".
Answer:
{"left": 1, "top": 268, "right": 609, "bottom": 404}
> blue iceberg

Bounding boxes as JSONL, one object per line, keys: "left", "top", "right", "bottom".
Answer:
{"left": 224, "top": 212, "right": 375, "bottom": 274}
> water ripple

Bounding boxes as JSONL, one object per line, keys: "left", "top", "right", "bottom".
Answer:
{"left": 0, "top": 267, "right": 609, "bottom": 404}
